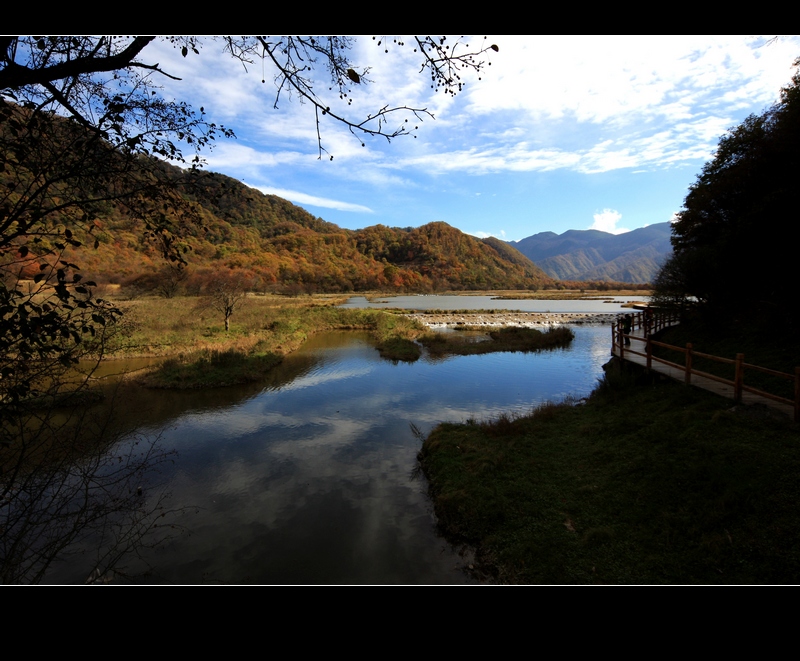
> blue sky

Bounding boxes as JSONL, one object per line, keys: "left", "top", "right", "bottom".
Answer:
{"left": 147, "top": 36, "right": 800, "bottom": 241}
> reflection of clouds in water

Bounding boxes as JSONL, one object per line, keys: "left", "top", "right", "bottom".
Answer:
{"left": 156, "top": 365, "right": 377, "bottom": 443}
{"left": 157, "top": 405, "right": 444, "bottom": 582}
{"left": 267, "top": 417, "right": 374, "bottom": 456}
{"left": 165, "top": 408, "right": 270, "bottom": 443}
{"left": 276, "top": 364, "right": 375, "bottom": 392}
{"left": 112, "top": 325, "right": 614, "bottom": 583}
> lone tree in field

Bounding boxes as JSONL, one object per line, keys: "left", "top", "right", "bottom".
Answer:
{"left": 210, "top": 277, "right": 248, "bottom": 332}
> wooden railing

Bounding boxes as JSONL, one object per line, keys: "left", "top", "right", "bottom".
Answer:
{"left": 612, "top": 310, "right": 800, "bottom": 422}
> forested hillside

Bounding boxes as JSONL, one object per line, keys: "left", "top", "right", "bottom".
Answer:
{"left": 2, "top": 129, "right": 552, "bottom": 294}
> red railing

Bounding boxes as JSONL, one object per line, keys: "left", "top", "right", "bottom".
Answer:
{"left": 612, "top": 310, "right": 800, "bottom": 422}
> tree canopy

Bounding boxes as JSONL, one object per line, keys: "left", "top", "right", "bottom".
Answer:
{"left": 653, "top": 58, "right": 800, "bottom": 320}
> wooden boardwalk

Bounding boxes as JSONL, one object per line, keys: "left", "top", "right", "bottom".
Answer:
{"left": 611, "top": 312, "right": 798, "bottom": 421}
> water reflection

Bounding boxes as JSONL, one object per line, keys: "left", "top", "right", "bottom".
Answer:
{"left": 42, "top": 324, "right": 613, "bottom": 584}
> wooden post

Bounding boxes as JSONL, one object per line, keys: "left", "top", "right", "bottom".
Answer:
{"left": 794, "top": 367, "right": 799, "bottom": 424}
{"left": 685, "top": 343, "right": 692, "bottom": 385}
{"left": 611, "top": 322, "right": 616, "bottom": 356}
{"left": 618, "top": 323, "right": 624, "bottom": 359}
{"left": 646, "top": 337, "right": 652, "bottom": 372}
{"left": 734, "top": 353, "right": 744, "bottom": 404}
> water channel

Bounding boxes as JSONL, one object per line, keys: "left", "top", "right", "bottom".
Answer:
{"left": 39, "top": 297, "right": 628, "bottom": 584}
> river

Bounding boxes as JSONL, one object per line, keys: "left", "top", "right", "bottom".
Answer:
{"left": 35, "top": 297, "right": 620, "bottom": 584}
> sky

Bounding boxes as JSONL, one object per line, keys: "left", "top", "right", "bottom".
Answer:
{"left": 145, "top": 36, "right": 800, "bottom": 242}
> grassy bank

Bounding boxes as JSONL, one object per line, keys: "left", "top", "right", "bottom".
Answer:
{"left": 418, "top": 365, "right": 800, "bottom": 584}
{"left": 109, "top": 295, "right": 584, "bottom": 388}
{"left": 136, "top": 346, "right": 284, "bottom": 389}
{"left": 419, "top": 326, "right": 574, "bottom": 358}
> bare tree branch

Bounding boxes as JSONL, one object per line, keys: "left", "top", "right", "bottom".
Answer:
{"left": 0, "top": 36, "right": 156, "bottom": 91}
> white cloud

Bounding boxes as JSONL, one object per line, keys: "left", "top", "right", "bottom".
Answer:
{"left": 394, "top": 145, "right": 581, "bottom": 175}
{"left": 464, "top": 35, "right": 798, "bottom": 124}
{"left": 205, "top": 143, "right": 307, "bottom": 171}
{"left": 590, "top": 209, "right": 629, "bottom": 234}
{"left": 254, "top": 187, "right": 373, "bottom": 213}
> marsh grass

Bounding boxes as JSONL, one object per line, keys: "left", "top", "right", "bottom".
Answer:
{"left": 419, "top": 326, "right": 574, "bottom": 358}
{"left": 418, "top": 368, "right": 800, "bottom": 584}
{"left": 113, "top": 295, "right": 426, "bottom": 387}
{"left": 137, "top": 348, "right": 283, "bottom": 389}
{"left": 376, "top": 338, "right": 421, "bottom": 363}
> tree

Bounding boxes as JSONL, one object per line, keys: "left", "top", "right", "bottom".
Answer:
{"left": 209, "top": 275, "right": 249, "bottom": 332}
{"left": 0, "top": 402, "right": 181, "bottom": 584}
{"left": 653, "top": 58, "right": 800, "bottom": 319}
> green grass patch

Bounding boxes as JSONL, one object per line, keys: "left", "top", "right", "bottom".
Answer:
{"left": 418, "top": 367, "right": 800, "bottom": 584}
{"left": 420, "top": 326, "right": 574, "bottom": 358}
{"left": 127, "top": 297, "right": 428, "bottom": 388}
{"left": 138, "top": 346, "right": 283, "bottom": 389}
{"left": 375, "top": 338, "right": 421, "bottom": 363}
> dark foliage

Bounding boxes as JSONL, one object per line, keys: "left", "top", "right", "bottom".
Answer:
{"left": 654, "top": 59, "right": 800, "bottom": 322}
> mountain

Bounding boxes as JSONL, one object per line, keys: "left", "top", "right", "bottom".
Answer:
{"left": 14, "top": 154, "right": 553, "bottom": 294}
{"left": 508, "top": 223, "right": 672, "bottom": 283}
{"left": 352, "top": 222, "right": 550, "bottom": 291}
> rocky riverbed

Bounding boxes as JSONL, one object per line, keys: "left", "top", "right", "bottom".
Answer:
{"left": 406, "top": 311, "right": 624, "bottom": 328}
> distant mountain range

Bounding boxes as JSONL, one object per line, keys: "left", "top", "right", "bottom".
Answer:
{"left": 507, "top": 223, "right": 673, "bottom": 284}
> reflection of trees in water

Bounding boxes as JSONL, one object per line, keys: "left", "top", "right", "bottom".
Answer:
{"left": 0, "top": 346, "right": 327, "bottom": 584}
{"left": 1, "top": 388, "right": 181, "bottom": 584}
{"left": 0, "top": 331, "right": 363, "bottom": 583}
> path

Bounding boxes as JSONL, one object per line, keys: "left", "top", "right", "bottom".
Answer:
{"left": 611, "top": 314, "right": 797, "bottom": 421}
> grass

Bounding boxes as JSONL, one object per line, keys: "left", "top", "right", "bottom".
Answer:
{"left": 418, "top": 365, "right": 800, "bottom": 584}
{"left": 112, "top": 295, "right": 579, "bottom": 387}
{"left": 136, "top": 346, "right": 283, "bottom": 389}
{"left": 106, "top": 294, "right": 427, "bottom": 388}
{"left": 419, "top": 326, "right": 574, "bottom": 358}
{"left": 375, "top": 338, "right": 421, "bottom": 363}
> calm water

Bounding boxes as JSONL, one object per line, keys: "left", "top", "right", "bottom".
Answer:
{"left": 39, "top": 307, "right": 615, "bottom": 584}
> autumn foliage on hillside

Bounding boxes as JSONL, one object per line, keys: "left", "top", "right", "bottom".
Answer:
{"left": 5, "top": 144, "right": 553, "bottom": 295}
